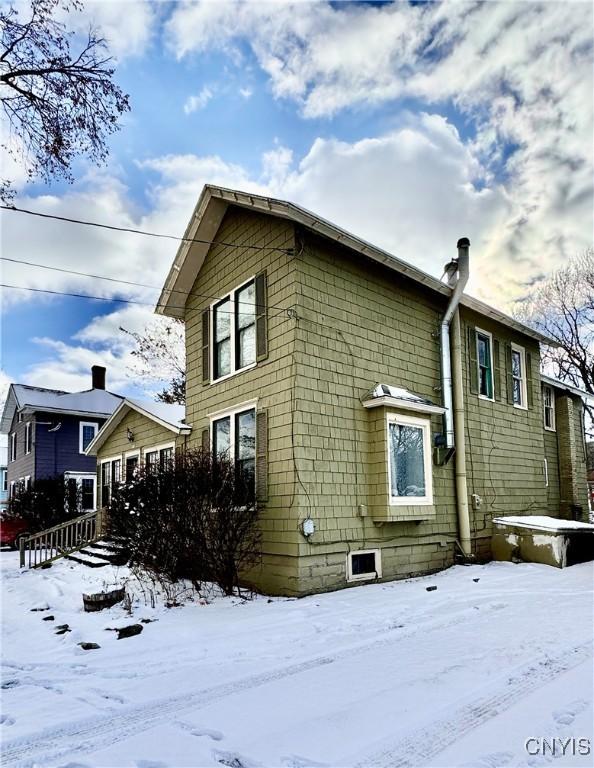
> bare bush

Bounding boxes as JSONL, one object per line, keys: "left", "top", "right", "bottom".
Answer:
{"left": 108, "top": 449, "right": 260, "bottom": 597}
{"left": 7, "top": 475, "right": 81, "bottom": 531}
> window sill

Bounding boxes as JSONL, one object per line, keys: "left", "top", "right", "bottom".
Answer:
{"left": 544, "top": 425, "right": 556, "bottom": 433}
{"left": 211, "top": 362, "right": 257, "bottom": 385}
{"left": 513, "top": 403, "right": 528, "bottom": 411}
{"left": 478, "top": 394, "right": 495, "bottom": 403}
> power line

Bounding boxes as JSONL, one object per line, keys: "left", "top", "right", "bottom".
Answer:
{"left": 0, "top": 204, "right": 294, "bottom": 255}
{"left": 0, "top": 282, "right": 290, "bottom": 318}
{"left": 0, "top": 256, "right": 291, "bottom": 312}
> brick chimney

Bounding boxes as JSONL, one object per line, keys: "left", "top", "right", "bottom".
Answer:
{"left": 91, "top": 365, "right": 106, "bottom": 390}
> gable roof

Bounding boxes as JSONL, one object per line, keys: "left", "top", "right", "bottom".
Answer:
{"left": 85, "top": 398, "right": 191, "bottom": 456}
{"left": 0, "top": 384, "right": 123, "bottom": 434}
{"left": 157, "top": 184, "right": 555, "bottom": 346}
{"left": 541, "top": 374, "right": 594, "bottom": 404}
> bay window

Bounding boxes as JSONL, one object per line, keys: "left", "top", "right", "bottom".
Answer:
{"left": 387, "top": 413, "right": 433, "bottom": 505}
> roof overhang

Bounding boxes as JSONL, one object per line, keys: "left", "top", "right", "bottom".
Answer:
{"left": 157, "top": 184, "right": 557, "bottom": 347}
{"left": 541, "top": 374, "right": 594, "bottom": 404}
{"left": 0, "top": 387, "right": 17, "bottom": 434}
{"left": 362, "top": 396, "right": 446, "bottom": 415}
{"left": 85, "top": 399, "right": 191, "bottom": 456}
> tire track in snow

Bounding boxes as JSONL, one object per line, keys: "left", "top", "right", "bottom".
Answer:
{"left": 352, "top": 640, "right": 593, "bottom": 768}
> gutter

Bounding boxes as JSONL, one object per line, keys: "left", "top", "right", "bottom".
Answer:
{"left": 440, "top": 238, "right": 472, "bottom": 557}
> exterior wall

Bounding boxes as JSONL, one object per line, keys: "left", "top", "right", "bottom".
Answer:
{"left": 179, "top": 206, "right": 300, "bottom": 595}
{"left": 0, "top": 464, "right": 8, "bottom": 511}
{"left": 6, "top": 411, "right": 35, "bottom": 488}
{"left": 556, "top": 394, "right": 589, "bottom": 520}
{"left": 543, "top": 426, "right": 561, "bottom": 514}
{"left": 459, "top": 309, "right": 550, "bottom": 559}
{"left": 95, "top": 409, "right": 185, "bottom": 507}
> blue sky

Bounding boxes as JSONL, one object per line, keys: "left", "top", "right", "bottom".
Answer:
{"left": 1, "top": 0, "right": 592, "bottom": 400}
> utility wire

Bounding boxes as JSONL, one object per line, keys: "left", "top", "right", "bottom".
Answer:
{"left": 0, "top": 256, "right": 292, "bottom": 313}
{"left": 0, "top": 283, "right": 290, "bottom": 318}
{"left": 0, "top": 204, "right": 293, "bottom": 255}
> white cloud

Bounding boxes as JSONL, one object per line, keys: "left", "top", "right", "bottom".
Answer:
{"left": 69, "top": 0, "right": 156, "bottom": 60}
{"left": 183, "top": 86, "right": 214, "bottom": 114}
{"left": 239, "top": 86, "right": 253, "bottom": 100}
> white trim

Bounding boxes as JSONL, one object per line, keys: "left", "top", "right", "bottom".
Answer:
{"left": 143, "top": 442, "right": 175, "bottom": 458}
{"left": 362, "top": 396, "right": 445, "bottom": 415}
{"left": 346, "top": 549, "right": 382, "bottom": 583}
{"left": 542, "top": 384, "right": 556, "bottom": 431}
{"left": 544, "top": 458, "right": 549, "bottom": 488}
{"left": 207, "top": 399, "right": 258, "bottom": 420}
{"left": 9, "top": 480, "right": 16, "bottom": 498}
{"left": 386, "top": 412, "right": 433, "bottom": 506}
{"left": 9, "top": 432, "right": 16, "bottom": 462}
{"left": 124, "top": 449, "right": 141, "bottom": 459}
{"left": 511, "top": 343, "right": 528, "bottom": 410}
{"left": 24, "top": 475, "right": 31, "bottom": 491}
{"left": 210, "top": 275, "right": 257, "bottom": 384}
{"left": 79, "top": 421, "right": 99, "bottom": 454}
{"left": 100, "top": 454, "right": 121, "bottom": 466}
{"left": 475, "top": 327, "right": 495, "bottom": 402}
{"left": 24, "top": 422, "right": 32, "bottom": 454}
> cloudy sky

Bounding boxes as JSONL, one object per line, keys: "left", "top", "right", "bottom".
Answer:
{"left": 1, "top": 0, "right": 593, "bottom": 400}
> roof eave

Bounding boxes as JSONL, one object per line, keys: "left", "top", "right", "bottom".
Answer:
{"left": 362, "top": 396, "right": 446, "bottom": 415}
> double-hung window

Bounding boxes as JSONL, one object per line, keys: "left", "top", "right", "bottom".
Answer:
{"left": 212, "top": 278, "right": 256, "bottom": 381}
{"left": 387, "top": 413, "right": 433, "bottom": 505}
{"left": 511, "top": 344, "right": 527, "bottom": 408}
{"left": 212, "top": 406, "right": 256, "bottom": 497}
{"left": 543, "top": 384, "right": 555, "bottom": 430}
{"left": 476, "top": 330, "right": 494, "bottom": 400}
{"left": 2, "top": 469, "right": 7, "bottom": 493}
{"left": 10, "top": 432, "right": 16, "bottom": 462}
{"left": 24, "top": 422, "right": 32, "bottom": 454}
{"left": 80, "top": 422, "right": 98, "bottom": 453}
{"left": 100, "top": 458, "right": 121, "bottom": 506}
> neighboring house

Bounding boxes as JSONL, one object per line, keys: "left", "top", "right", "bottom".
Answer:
{"left": 86, "top": 398, "right": 190, "bottom": 506}
{"left": 0, "top": 366, "right": 122, "bottom": 512}
{"left": 144, "top": 185, "right": 589, "bottom": 596}
{"left": 0, "top": 446, "right": 8, "bottom": 513}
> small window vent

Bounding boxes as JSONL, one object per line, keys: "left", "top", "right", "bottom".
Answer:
{"left": 347, "top": 549, "right": 382, "bottom": 583}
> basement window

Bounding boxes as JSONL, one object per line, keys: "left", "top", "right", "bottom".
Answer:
{"left": 347, "top": 549, "right": 382, "bottom": 582}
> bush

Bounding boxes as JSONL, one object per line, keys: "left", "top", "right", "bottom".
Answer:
{"left": 7, "top": 476, "right": 81, "bottom": 532}
{"left": 108, "top": 449, "right": 261, "bottom": 596}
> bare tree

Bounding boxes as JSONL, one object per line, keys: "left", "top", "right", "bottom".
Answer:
{"left": 0, "top": 0, "right": 129, "bottom": 200}
{"left": 121, "top": 317, "right": 186, "bottom": 404}
{"left": 516, "top": 249, "right": 594, "bottom": 432}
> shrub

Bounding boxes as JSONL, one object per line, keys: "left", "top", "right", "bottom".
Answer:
{"left": 7, "top": 476, "right": 81, "bottom": 532}
{"left": 108, "top": 449, "right": 261, "bottom": 596}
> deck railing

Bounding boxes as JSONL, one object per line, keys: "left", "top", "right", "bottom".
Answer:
{"left": 19, "top": 508, "right": 105, "bottom": 569}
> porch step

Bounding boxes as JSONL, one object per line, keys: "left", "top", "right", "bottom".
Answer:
{"left": 65, "top": 552, "right": 110, "bottom": 568}
{"left": 79, "top": 545, "right": 129, "bottom": 566}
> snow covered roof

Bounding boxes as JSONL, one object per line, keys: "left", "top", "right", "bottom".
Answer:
{"left": 85, "top": 398, "right": 191, "bottom": 455}
{"left": 493, "top": 515, "right": 594, "bottom": 533}
{"left": 362, "top": 384, "right": 446, "bottom": 415}
{"left": 540, "top": 375, "right": 594, "bottom": 404}
{"left": 0, "top": 383, "right": 123, "bottom": 433}
{"left": 157, "top": 184, "right": 556, "bottom": 346}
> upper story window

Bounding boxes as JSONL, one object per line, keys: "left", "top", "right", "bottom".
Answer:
{"left": 476, "top": 329, "right": 494, "bottom": 400}
{"left": 24, "top": 422, "right": 32, "bottom": 454}
{"left": 2, "top": 469, "right": 7, "bottom": 493}
{"left": 213, "top": 278, "right": 256, "bottom": 381}
{"left": 387, "top": 413, "right": 433, "bottom": 506}
{"left": 543, "top": 384, "right": 555, "bottom": 430}
{"left": 203, "top": 272, "right": 267, "bottom": 385}
{"left": 10, "top": 432, "right": 16, "bottom": 462}
{"left": 511, "top": 344, "right": 527, "bottom": 409}
{"left": 79, "top": 421, "right": 98, "bottom": 453}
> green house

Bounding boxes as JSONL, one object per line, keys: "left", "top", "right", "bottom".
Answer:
{"left": 153, "top": 185, "right": 589, "bottom": 596}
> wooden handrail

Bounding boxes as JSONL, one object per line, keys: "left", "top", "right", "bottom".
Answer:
{"left": 19, "top": 508, "right": 106, "bottom": 569}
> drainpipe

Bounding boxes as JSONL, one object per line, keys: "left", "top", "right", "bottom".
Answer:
{"left": 440, "top": 238, "right": 471, "bottom": 556}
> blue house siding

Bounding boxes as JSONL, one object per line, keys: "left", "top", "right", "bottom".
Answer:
{"left": 34, "top": 412, "right": 105, "bottom": 479}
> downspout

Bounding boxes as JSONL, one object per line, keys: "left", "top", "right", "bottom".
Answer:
{"left": 440, "top": 238, "right": 471, "bottom": 557}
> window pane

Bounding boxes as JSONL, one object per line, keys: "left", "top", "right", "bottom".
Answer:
{"left": 513, "top": 378, "right": 522, "bottom": 404}
{"left": 478, "top": 337, "right": 488, "bottom": 367}
{"left": 238, "top": 324, "right": 256, "bottom": 369}
{"left": 215, "top": 337, "right": 231, "bottom": 378}
{"left": 389, "top": 423, "right": 426, "bottom": 498}
{"left": 81, "top": 478, "right": 94, "bottom": 510}
{"left": 146, "top": 451, "right": 158, "bottom": 473}
{"left": 351, "top": 552, "right": 376, "bottom": 575}
{"left": 160, "top": 447, "right": 173, "bottom": 470}
{"left": 126, "top": 456, "right": 138, "bottom": 482}
{"left": 213, "top": 417, "right": 231, "bottom": 457}
{"left": 112, "top": 460, "right": 121, "bottom": 484}
{"left": 236, "top": 282, "right": 255, "bottom": 330}
{"left": 236, "top": 410, "right": 255, "bottom": 460}
{"left": 214, "top": 298, "right": 231, "bottom": 342}
{"left": 82, "top": 424, "right": 96, "bottom": 451}
{"left": 512, "top": 350, "right": 521, "bottom": 378}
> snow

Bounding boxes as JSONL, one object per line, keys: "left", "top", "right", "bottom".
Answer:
{"left": 366, "top": 384, "right": 438, "bottom": 404}
{"left": 494, "top": 515, "right": 594, "bottom": 532}
{"left": 1, "top": 554, "right": 593, "bottom": 767}
{"left": 125, "top": 398, "right": 187, "bottom": 429}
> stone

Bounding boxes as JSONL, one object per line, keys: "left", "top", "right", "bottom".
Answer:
{"left": 42, "top": 615, "right": 55, "bottom": 621}
{"left": 426, "top": 586, "right": 437, "bottom": 592}
{"left": 116, "top": 624, "right": 143, "bottom": 640}
{"left": 78, "top": 642, "right": 100, "bottom": 651}
{"left": 55, "top": 627, "right": 71, "bottom": 635}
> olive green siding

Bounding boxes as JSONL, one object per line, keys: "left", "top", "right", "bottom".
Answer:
{"left": 180, "top": 206, "right": 588, "bottom": 595}
{"left": 96, "top": 409, "right": 185, "bottom": 507}
{"left": 184, "top": 207, "right": 301, "bottom": 594}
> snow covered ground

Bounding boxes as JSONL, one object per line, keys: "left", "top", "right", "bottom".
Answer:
{"left": 1, "top": 552, "right": 592, "bottom": 768}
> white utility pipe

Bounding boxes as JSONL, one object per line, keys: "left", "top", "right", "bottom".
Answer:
{"left": 451, "top": 308, "right": 471, "bottom": 555}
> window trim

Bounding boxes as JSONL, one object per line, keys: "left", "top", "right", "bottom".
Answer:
{"left": 10, "top": 432, "right": 16, "bottom": 462}
{"left": 65, "top": 471, "right": 97, "bottom": 511}
{"left": 79, "top": 421, "right": 99, "bottom": 454}
{"left": 142, "top": 442, "right": 175, "bottom": 460}
{"left": 542, "top": 384, "right": 556, "bottom": 431}
{"left": 209, "top": 403, "right": 257, "bottom": 495}
{"left": 24, "top": 422, "right": 32, "bottom": 454}
{"left": 24, "top": 475, "right": 31, "bottom": 491}
{"left": 9, "top": 480, "right": 16, "bottom": 498}
{"left": 386, "top": 412, "right": 433, "bottom": 507}
{"left": 346, "top": 549, "right": 382, "bottom": 583}
{"left": 476, "top": 327, "right": 495, "bottom": 402}
{"left": 511, "top": 343, "right": 528, "bottom": 410}
{"left": 210, "top": 275, "right": 257, "bottom": 384}
{"left": 2, "top": 469, "right": 7, "bottom": 493}
{"left": 100, "top": 455, "right": 121, "bottom": 507}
